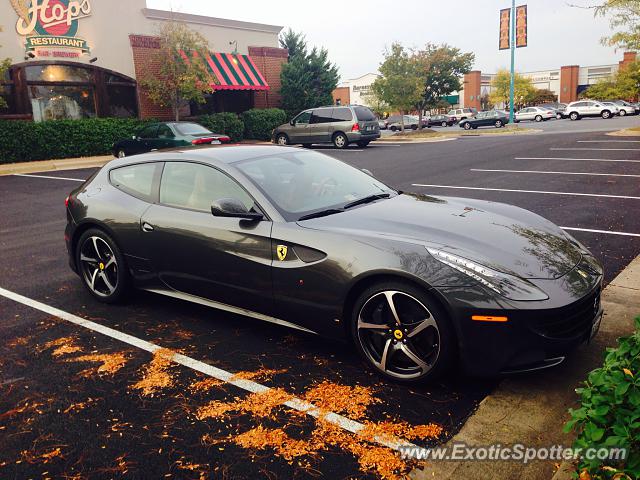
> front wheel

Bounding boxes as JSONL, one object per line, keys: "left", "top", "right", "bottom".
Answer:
{"left": 601, "top": 110, "right": 611, "bottom": 119}
{"left": 619, "top": 109, "right": 627, "bottom": 117}
{"left": 495, "top": 120, "right": 504, "bottom": 128}
{"left": 570, "top": 112, "right": 580, "bottom": 121}
{"left": 275, "top": 133, "right": 289, "bottom": 145}
{"left": 556, "top": 113, "right": 562, "bottom": 119}
{"left": 463, "top": 122, "right": 472, "bottom": 130}
{"left": 535, "top": 115, "right": 543, "bottom": 122}
{"left": 116, "top": 149, "right": 126, "bottom": 158}
{"left": 333, "top": 132, "right": 349, "bottom": 149}
{"left": 390, "top": 126, "right": 397, "bottom": 132}
{"left": 441, "top": 121, "right": 448, "bottom": 127}
{"left": 76, "top": 229, "right": 129, "bottom": 304}
{"left": 351, "top": 281, "right": 455, "bottom": 384}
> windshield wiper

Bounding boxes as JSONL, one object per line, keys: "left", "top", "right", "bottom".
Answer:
{"left": 343, "top": 193, "right": 391, "bottom": 209}
{"left": 298, "top": 208, "right": 344, "bottom": 221}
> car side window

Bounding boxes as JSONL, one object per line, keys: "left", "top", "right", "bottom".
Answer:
{"left": 138, "top": 125, "right": 158, "bottom": 139}
{"left": 310, "top": 109, "right": 333, "bottom": 124}
{"left": 110, "top": 162, "right": 160, "bottom": 202}
{"left": 157, "top": 125, "right": 174, "bottom": 139}
{"left": 160, "top": 162, "right": 255, "bottom": 213}
{"left": 294, "top": 111, "right": 312, "bottom": 125}
{"left": 331, "top": 107, "right": 353, "bottom": 122}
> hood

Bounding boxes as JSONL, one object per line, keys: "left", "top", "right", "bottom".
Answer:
{"left": 298, "top": 193, "right": 582, "bottom": 280}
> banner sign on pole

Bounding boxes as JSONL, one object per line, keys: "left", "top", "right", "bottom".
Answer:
{"left": 499, "top": 8, "right": 511, "bottom": 50}
{"left": 515, "top": 5, "right": 528, "bottom": 48}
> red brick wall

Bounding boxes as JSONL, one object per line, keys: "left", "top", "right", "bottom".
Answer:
{"left": 248, "top": 46, "right": 288, "bottom": 109}
{"left": 332, "top": 87, "right": 350, "bottom": 105}
{"left": 463, "top": 71, "right": 481, "bottom": 111}
{"left": 129, "top": 34, "right": 174, "bottom": 120}
{"left": 559, "top": 65, "right": 579, "bottom": 103}
{"left": 619, "top": 51, "right": 637, "bottom": 70}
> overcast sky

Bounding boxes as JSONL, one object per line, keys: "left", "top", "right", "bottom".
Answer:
{"left": 147, "top": 0, "right": 620, "bottom": 80}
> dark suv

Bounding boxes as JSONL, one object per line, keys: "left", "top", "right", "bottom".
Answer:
{"left": 273, "top": 105, "right": 380, "bottom": 149}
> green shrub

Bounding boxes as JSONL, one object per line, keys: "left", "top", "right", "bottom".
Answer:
{"left": 197, "top": 112, "right": 244, "bottom": 142}
{"left": 0, "top": 118, "right": 150, "bottom": 164}
{"left": 564, "top": 317, "right": 640, "bottom": 479}
{"left": 242, "top": 108, "right": 286, "bottom": 140}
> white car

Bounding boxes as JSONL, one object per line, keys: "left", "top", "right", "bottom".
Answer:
{"left": 613, "top": 100, "right": 637, "bottom": 116}
{"left": 601, "top": 102, "right": 621, "bottom": 116}
{"left": 563, "top": 101, "right": 614, "bottom": 120}
{"left": 514, "top": 106, "right": 555, "bottom": 122}
{"left": 446, "top": 108, "right": 476, "bottom": 122}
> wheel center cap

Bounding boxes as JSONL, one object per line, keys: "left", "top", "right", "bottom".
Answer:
{"left": 393, "top": 329, "right": 403, "bottom": 340}
{"left": 99, "top": 262, "right": 105, "bottom": 271}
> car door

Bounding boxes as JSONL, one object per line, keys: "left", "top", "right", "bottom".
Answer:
{"left": 288, "top": 111, "right": 312, "bottom": 143}
{"left": 308, "top": 108, "right": 333, "bottom": 143}
{"left": 140, "top": 161, "right": 274, "bottom": 315}
{"left": 130, "top": 124, "right": 158, "bottom": 155}
{"left": 152, "top": 123, "right": 180, "bottom": 151}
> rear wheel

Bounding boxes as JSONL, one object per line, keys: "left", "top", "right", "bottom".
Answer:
{"left": 569, "top": 112, "right": 580, "bottom": 121}
{"left": 332, "top": 132, "right": 349, "bottom": 149}
{"left": 390, "top": 126, "right": 397, "bottom": 132}
{"left": 116, "top": 149, "right": 126, "bottom": 158}
{"left": 441, "top": 121, "right": 447, "bottom": 127}
{"left": 357, "top": 141, "right": 370, "bottom": 148}
{"left": 276, "top": 133, "right": 289, "bottom": 145}
{"left": 495, "top": 120, "right": 503, "bottom": 128}
{"left": 76, "top": 228, "right": 129, "bottom": 304}
{"left": 556, "top": 113, "right": 562, "bottom": 119}
{"left": 601, "top": 110, "right": 611, "bottom": 119}
{"left": 535, "top": 115, "right": 543, "bottom": 122}
{"left": 463, "top": 122, "right": 472, "bottom": 130}
{"left": 351, "top": 281, "right": 455, "bottom": 384}
{"left": 619, "top": 109, "right": 627, "bottom": 117}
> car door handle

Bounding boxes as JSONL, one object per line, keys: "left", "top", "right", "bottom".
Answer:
{"left": 141, "top": 222, "right": 154, "bottom": 232}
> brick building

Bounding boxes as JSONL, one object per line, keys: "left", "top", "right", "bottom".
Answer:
{"left": 461, "top": 51, "right": 637, "bottom": 110}
{"left": 0, "top": 0, "right": 287, "bottom": 121}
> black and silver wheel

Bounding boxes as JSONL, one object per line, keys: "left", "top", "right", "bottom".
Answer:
{"left": 351, "top": 282, "right": 454, "bottom": 383}
{"left": 117, "top": 149, "right": 126, "bottom": 158}
{"left": 535, "top": 115, "right": 543, "bottom": 122}
{"left": 463, "top": 122, "right": 472, "bottom": 130}
{"left": 275, "top": 133, "right": 289, "bottom": 146}
{"left": 619, "top": 109, "right": 627, "bottom": 117}
{"left": 441, "top": 121, "right": 448, "bottom": 127}
{"left": 601, "top": 110, "right": 611, "bottom": 119}
{"left": 76, "top": 229, "right": 128, "bottom": 303}
{"left": 333, "top": 132, "right": 349, "bottom": 149}
{"left": 495, "top": 120, "right": 504, "bottom": 128}
{"left": 570, "top": 112, "right": 580, "bottom": 121}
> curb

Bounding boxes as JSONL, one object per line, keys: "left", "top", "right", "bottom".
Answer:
{"left": 411, "top": 255, "right": 640, "bottom": 480}
{"left": 0, "top": 155, "right": 113, "bottom": 176}
{"left": 606, "top": 128, "right": 640, "bottom": 137}
{"left": 377, "top": 137, "right": 456, "bottom": 144}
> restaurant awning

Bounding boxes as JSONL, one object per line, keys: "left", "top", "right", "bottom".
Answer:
{"left": 181, "top": 51, "right": 270, "bottom": 91}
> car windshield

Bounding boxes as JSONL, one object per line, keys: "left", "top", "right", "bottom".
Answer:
{"left": 174, "top": 123, "right": 212, "bottom": 136}
{"left": 234, "top": 150, "right": 395, "bottom": 221}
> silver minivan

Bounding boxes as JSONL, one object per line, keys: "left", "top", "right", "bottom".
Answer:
{"left": 273, "top": 105, "right": 380, "bottom": 149}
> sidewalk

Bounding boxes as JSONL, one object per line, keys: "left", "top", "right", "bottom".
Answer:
{"left": 411, "top": 255, "right": 640, "bottom": 480}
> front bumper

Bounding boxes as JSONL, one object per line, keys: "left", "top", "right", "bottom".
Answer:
{"left": 435, "top": 260, "right": 603, "bottom": 377}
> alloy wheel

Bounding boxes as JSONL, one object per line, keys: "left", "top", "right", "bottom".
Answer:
{"left": 276, "top": 134, "right": 288, "bottom": 145}
{"left": 79, "top": 236, "right": 118, "bottom": 298}
{"left": 117, "top": 150, "right": 126, "bottom": 158}
{"left": 334, "top": 134, "right": 347, "bottom": 148}
{"left": 620, "top": 109, "right": 627, "bottom": 117}
{"left": 356, "top": 290, "right": 440, "bottom": 380}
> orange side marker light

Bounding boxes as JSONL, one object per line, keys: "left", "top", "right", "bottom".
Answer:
{"left": 472, "top": 315, "right": 509, "bottom": 322}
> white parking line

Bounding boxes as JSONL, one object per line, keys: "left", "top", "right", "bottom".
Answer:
{"left": 411, "top": 184, "right": 640, "bottom": 200}
{"left": 577, "top": 140, "right": 640, "bottom": 143}
{"left": 551, "top": 147, "right": 640, "bottom": 152}
{"left": 0, "top": 286, "right": 418, "bottom": 452}
{"left": 515, "top": 157, "right": 640, "bottom": 163}
{"left": 560, "top": 227, "right": 640, "bottom": 238}
{"left": 13, "top": 173, "right": 85, "bottom": 182}
{"left": 470, "top": 169, "right": 640, "bottom": 178}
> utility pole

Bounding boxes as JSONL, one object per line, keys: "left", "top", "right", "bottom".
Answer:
{"left": 509, "top": 0, "right": 516, "bottom": 124}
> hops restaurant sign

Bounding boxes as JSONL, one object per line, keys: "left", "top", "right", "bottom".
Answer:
{"left": 11, "top": 0, "right": 92, "bottom": 57}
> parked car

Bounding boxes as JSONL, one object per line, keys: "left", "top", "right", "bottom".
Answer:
{"left": 425, "top": 114, "right": 455, "bottom": 127}
{"left": 273, "top": 105, "right": 380, "bottom": 149}
{"left": 386, "top": 115, "right": 419, "bottom": 131}
{"left": 378, "top": 119, "right": 387, "bottom": 130}
{"left": 613, "top": 100, "right": 638, "bottom": 116}
{"left": 447, "top": 107, "right": 476, "bottom": 122}
{"left": 563, "top": 101, "right": 614, "bottom": 120}
{"left": 538, "top": 103, "right": 567, "bottom": 119}
{"left": 514, "top": 106, "right": 555, "bottom": 123}
{"left": 601, "top": 102, "right": 621, "bottom": 116}
{"left": 65, "top": 146, "right": 603, "bottom": 383}
{"left": 459, "top": 110, "right": 510, "bottom": 130}
{"left": 113, "top": 122, "right": 231, "bottom": 158}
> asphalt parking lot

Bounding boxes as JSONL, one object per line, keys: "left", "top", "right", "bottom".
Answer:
{"left": 1, "top": 125, "right": 639, "bottom": 479}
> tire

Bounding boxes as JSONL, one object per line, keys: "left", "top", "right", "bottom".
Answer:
{"left": 302, "top": 144, "right": 312, "bottom": 148}
{"left": 619, "top": 109, "right": 627, "bottom": 117}
{"left": 275, "top": 133, "right": 289, "bottom": 145}
{"left": 535, "top": 115, "right": 543, "bottom": 122}
{"left": 76, "top": 228, "right": 129, "bottom": 304}
{"left": 556, "top": 113, "right": 562, "bottom": 119}
{"left": 390, "top": 126, "right": 397, "bottom": 132}
{"left": 332, "top": 132, "right": 349, "bottom": 149}
{"left": 569, "top": 112, "right": 580, "bottom": 121}
{"left": 495, "top": 120, "right": 503, "bottom": 128}
{"left": 116, "top": 149, "right": 126, "bottom": 158}
{"left": 463, "top": 122, "right": 472, "bottom": 130}
{"left": 350, "top": 280, "right": 455, "bottom": 384}
{"left": 601, "top": 110, "right": 611, "bottom": 119}
{"left": 441, "top": 121, "right": 447, "bottom": 127}
{"left": 357, "top": 141, "right": 370, "bottom": 148}
{"left": 411, "top": 125, "right": 418, "bottom": 130}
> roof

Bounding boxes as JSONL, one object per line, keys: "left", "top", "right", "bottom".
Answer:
{"left": 142, "top": 8, "right": 283, "bottom": 34}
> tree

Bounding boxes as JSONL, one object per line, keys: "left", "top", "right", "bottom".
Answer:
{"left": 0, "top": 26, "right": 11, "bottom": 110}
{"left": 527, "top": 88, "right": 558, "bottom": 105}
{"left": 139, "top": 21, "right": 213, "bottom": 121}
{"left": 594, "top": 0, "right": 640, "bottom": 51}
{"left": 367, "top": 90, "right": 390, "bottom": 119}
{"left": 582, "top": 60, "right": 640, "bottom": 99}
{"left": 489, "top": 70, "right": 536, "bottom": 109}
{"left": 413, "top": 43, "right": 474, "bottom": 128}
{"left": 371, "top": 43, "right": 423, "bottom": 131}
{"left": 279, "top": 30, "right": 340, "bottom": 118}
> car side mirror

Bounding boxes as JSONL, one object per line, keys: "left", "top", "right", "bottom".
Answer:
{"left": 211, "top": 198, "right": 263, "bottom": 221}
{"left": 289, "top": 120, "right": 295, "bottom": 126}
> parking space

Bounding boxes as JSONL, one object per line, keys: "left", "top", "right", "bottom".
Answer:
{"left": 1, "top": 128, "right": 638, "bottom": 479}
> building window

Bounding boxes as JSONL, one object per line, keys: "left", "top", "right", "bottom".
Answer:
{"left": 29, "top": 85, "right": 96, "bottom": 121}
{"left": 26, "top": 65, "right": 93, "bottom": 82}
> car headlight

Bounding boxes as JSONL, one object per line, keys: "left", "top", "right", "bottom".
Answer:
{"left": 426, "top": 247, "right": 548, "bottom": 301}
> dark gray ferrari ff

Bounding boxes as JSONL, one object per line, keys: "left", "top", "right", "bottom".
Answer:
{"left": 65, "top": 146, "right": 603, "bottom": 383}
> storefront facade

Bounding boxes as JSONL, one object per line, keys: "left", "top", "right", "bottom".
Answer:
{"left": 0, "top": 0, "right": 287, "bottom": 121}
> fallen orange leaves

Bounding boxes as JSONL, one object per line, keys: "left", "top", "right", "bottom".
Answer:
{"left": 66, "top": 352, "right": 128, "bottom": 377}
{"left": 131, "top": 348, "right": 176, "bottom": 396}
{"left": 303, "top": 380, "right": 381, "bottom": 420}
{"left": 189, "top": 377, "right": 223, "bottom": 393}
{"left": 234, "top": 425, "right": 314, "bottom": 462}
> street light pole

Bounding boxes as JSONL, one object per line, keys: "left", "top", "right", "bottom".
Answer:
{"left": 509, "top": 0, "right": 516, "bottom": 123}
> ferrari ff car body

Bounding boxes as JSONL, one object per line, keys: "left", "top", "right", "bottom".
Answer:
{"left": 65, "top": 146, "right": 603, "bottom": 382}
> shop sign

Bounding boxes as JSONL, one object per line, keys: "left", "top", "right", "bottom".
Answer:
{"left": 11, "top": 0, "right": 92, "bottom": 57}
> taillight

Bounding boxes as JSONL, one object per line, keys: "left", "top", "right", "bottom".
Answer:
{"left": 219, "top": 136, "right": 231, "bottom": 143}
{"left": 65, "top": 195, "right": 70, "bottom": 207}
{"left": 192, "top": 137, "right": 213, "bottom": 145}
{"left": 351, "top": 123, "right": 360, "bottom": 132}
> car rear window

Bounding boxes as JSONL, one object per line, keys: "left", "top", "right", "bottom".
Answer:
{"left": 109, "top": 162, "right": 160, "bottom": 202}
{"left": 174, "top": 123, "right": 211, "bottom": 136}
{"left": 353, "top": 106, "right": 375, "bottom": 121}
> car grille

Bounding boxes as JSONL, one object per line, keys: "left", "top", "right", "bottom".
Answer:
{"left": 529, "top": 288, "right": 601, "bottom": 339}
